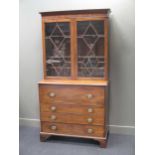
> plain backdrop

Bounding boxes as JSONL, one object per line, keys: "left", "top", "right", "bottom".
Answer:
{"left": 19, "top": 0, "right": 135, "bottom": 134}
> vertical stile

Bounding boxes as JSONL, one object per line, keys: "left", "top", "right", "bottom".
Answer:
{"left": 104, "top": 19, "right": 109, "bottom": 80}
{"left": 71, "top": 20, "right": 78, "bottom": 79}
{"left": 42, "top": 19, "right": 47, "bottom": 79}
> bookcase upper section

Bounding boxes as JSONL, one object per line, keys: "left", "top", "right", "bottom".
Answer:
{"left": 40, "top": 9, "right": 110, "bottom": 81}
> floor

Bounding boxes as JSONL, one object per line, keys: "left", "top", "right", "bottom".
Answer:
{"left": 19, "top": 126, "right": 135, "bottom": 155}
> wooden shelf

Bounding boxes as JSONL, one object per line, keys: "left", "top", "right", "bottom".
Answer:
{"left": 78, "top": 34, "right": 104, "bottom": 38}
{"left": 79, "top": 67, "right": 104, "bottom": 70}
{"left": 45, "top": 36, "right": 70, "bottom": 39}
{"left": 48, "top": 56, "right": 104, "bottom": 58}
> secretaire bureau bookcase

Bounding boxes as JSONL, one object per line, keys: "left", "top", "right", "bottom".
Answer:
{"left": 38, "top": 9, "right": 111, "bottom": 148}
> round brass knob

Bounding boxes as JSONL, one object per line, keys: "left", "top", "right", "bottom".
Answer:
{"left": 88, "top": 108, "right": 93, "bottom": 113}
{"left": 49, "top": 92, "right": 56, "bottom": 97}
{"left": 51, "top": 125, "right": 57, "bottom": 130}
{"left": 51, "top": 115, "right": 56, "bottom": 120}
{"left": 87, "top": 94, "right": 93, "bottom": 99}
{"left": 88, "top": 128, "right": 93, "bottom": 134}
{"left": 51, "top": 106, "right": 56, "bottom": 111}
{"left": 87, "top": 118, "right": 93, "bottom": 123}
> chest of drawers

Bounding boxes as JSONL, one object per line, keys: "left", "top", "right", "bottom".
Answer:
{"left": 39, "top": 82, "right": 109, "bottom": 148}
{"left": 38, "top": 9, "right": 110, "bottom": 148}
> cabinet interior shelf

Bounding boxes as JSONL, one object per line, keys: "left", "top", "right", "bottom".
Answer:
{"left": 78, "top": 34, "right": 104, "bottom": 38}
{"left": 48, "top": 67, "right": 104, "bottom": 69}
{"left": 47, "top": 56, "right": 104, "bottom": 58}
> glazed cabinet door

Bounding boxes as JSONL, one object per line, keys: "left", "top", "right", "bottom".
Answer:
{"left": 42, "top": 19, "right": 108, "bottom": 80}
{"left": 43, "top": 21, "right": 71, "bottom": 78}
{"left": 77, "top": 20, "right": 105, "bottom": 79}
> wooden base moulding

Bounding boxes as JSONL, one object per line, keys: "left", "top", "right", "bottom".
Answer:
{"left": 40, "top": 131, "right": 109, "bottom": 148}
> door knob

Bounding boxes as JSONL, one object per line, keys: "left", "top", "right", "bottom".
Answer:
{"left": 88, "top": 128, "right": 93, "bottom": 133}
{"left": 88, "top": 108, "right": 93, "bottom": 113}
{"left": 49, "top": 92, "right": 56, "bottom": 97}
{"left": 51, "top": 106, "right": 56, "bottom": 111}
{"left": 87, "top": 94, "right": 93, "bottom": 99}
{"left": 51, "top": 115, "right": 56, "bottom": 120}
{"left": 51, "top": 125, "right": 57, "bottom": 130}
{"left": 87, "top": 118, "right": 93, "bottom": 123}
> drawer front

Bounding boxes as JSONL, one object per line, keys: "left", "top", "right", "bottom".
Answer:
{"left": 41, "top": 112, "right": 104, "bottom": 125}
{"left": 41, "top": 104, "right": 104, "bottom": 114}
{"left": 41, "top": 122, "right": 105, "bottom": 137}
{"left": 39, "top": 85, "right": 104, "bottom": 105}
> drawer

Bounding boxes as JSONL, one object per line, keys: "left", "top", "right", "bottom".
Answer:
{"left": 41, "top": 112, "right": 104, "bottom": 125}
{"left": 41, "top": 122, "right": 105, "bottom": 137}
{"left": 41, "top": 104, "right": 104, "bottom": 114}
{"left": 39, "top": 85, "right": 105, "bottom": 105}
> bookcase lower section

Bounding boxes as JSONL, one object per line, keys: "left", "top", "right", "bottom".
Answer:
{"left": 39, "top": 83, "right": 109, "bottom": 148}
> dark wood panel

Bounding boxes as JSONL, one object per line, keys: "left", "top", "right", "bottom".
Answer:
{"left": 39, "top": 85, "right": 105, "bottom": 105}
{"left": 41, "top": 112, "right": 104, "bottom": 125}
{"left": 41, "top": 122, "right": 105, "bottom": 137}
{"left": 41, "top": 103, "right": 104, "bottom": 114}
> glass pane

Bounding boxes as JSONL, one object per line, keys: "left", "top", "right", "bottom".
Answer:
{"left": 77, "top": 21, "right": 104, "bottom": 77}
{"left": 45, "top": 22, "right": 71, "bottom": 76}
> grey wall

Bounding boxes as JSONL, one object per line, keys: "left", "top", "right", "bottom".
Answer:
{"left": 19, "top": 0, "right": 135, "bottom": 134}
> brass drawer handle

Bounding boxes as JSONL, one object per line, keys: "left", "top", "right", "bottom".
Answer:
{"left": 87, "top": 118, "right": 93, "bottom": 123}
{"left": 51, "top": 125, "right": 57, "bottom": 130}
{"left": 51, "top": 115, "right": 56, "bottom": 120}
{"left": 86, "top": 94, "right": 93, "bottom": 99}
{"left": 51, "top": 106, "right": 56, "bottom": 111}
{"left": 88, "top": 128, "right": 93, "bottom": 134}
{"left": 49, "top": 92, "right": 56, "bottom": 97}
{"left": 88, "top": 108, "right": 93, "bottom": 113}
